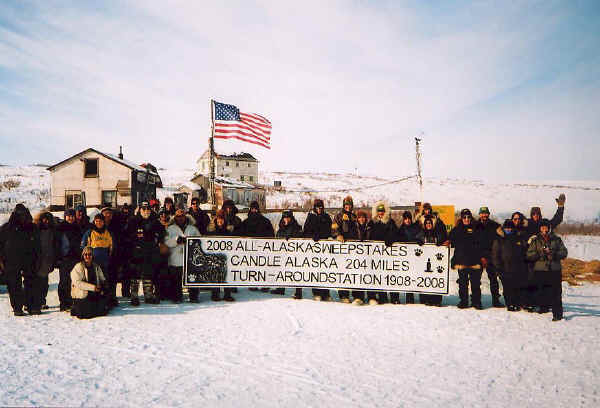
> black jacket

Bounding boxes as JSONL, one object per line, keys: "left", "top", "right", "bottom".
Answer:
{"left": 491, "top": 227, "right": 529, "bottom": 282}
{"left": 241, "top": 212, "right": 275, "bottom": 238}
{"left": 449, "top": 221, "right": 483, "bottom": 269}
{"left": 396, "top": 222, "right": 424, "bottom": 244}
{"left": 303, "top": 211, "right": 332, "bottom": 240}
{"left": 188, "top": 208, "right": 210, "bottom": 235}
{"left": 474, "top": 219, "right": 501, "bottom": 261}
{"left": 276, "top": 216, "right": 303, "bottom": 239}
{"left": 366, "top": 218, "right": 397, "bottom": 242}
{"left": 0, "top": 206, "right": 40, "bottom": 271}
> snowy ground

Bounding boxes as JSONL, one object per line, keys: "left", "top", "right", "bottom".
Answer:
{"left": 1, "top": 272, "right": 599, "bottom": 407}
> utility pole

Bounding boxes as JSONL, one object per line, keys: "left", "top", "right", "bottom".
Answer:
{"left": 415, "top": 135, "right": 424, "bottom": 205}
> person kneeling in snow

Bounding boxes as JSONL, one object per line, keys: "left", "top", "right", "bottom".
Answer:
{"left": 70, "top": 246, "right": 110, "bottom": 319}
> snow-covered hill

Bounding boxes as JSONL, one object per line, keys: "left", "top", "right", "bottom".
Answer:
{"left": 2, "top": 165, "right": 599, "bottom": 226}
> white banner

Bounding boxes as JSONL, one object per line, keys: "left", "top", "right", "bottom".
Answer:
{"left": 184, "top": 237, "right": 450, "bottom": 294}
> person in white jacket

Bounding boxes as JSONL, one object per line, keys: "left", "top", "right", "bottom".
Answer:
{"left": 165, "top": 205, "right": 200, "bottom": 303}
{"left": 70, "top": 246, "right": 110, "bottom": 319}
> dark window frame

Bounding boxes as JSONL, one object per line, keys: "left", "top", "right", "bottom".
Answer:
{"left": 84, "top": 158, "right": 99, "bottom": 178}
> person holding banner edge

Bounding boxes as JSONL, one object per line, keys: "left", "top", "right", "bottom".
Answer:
{"left": 331, "top": 196, "right": 358, "bottom": 303}
{"left": 302, "top": 199, "right": 333, "bottom": 301}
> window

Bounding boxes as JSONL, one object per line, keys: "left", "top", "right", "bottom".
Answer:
{"left": 225, "top": 161, "right": 229, "bottom": 166}
{"left": 102, "top": 190, "right": 117, "bottom": 207}
{"left": 248, "top": 163, "right": 251, "bottom": 168}
{"left": 240, "top": 175, "right": 245, "bottom": 181}
{"left": 65, "top": 190, "right": 85, "bottom": 209}
{"left": 249, "top": 176, "right": 254, "bottom": 182}
{"left": 84, "top": 158, "right": 98, "bottom": 177}
{"left": 236, "top": 162, "right": 239, "bottom": 167}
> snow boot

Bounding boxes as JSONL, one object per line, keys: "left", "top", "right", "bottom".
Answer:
{"left": 368, "top": 298, "right": 379, "bottom": 306}
{"left": 352, "top": 298, "right": 364, "bottom": 306}
{"left": 293, "top": 289, "right": 302, "bottom": 300}
{"left": 340, "top": 297, "right": 351, "bottom": 304}
{"left": 457, "top": 301, "right": 469, "bottom": 309}
{"left": 313, "top": 295, "right": 322, "bottom": 302}
{"left": 223, "top": 294, "right": 235, "bottom": 302}
{"left": 270, "top": 288, "right": 285, "bottom": 295}
{"left": 13, "top": 309, "right": 26, "bottom": 317}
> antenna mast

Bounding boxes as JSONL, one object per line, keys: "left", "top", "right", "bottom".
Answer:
{"left": 415, "top": 135, "right": 423, "bottom": 202}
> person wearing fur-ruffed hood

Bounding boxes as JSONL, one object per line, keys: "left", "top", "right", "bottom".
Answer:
{"left": 331, "top": 196, "right": 358, "bottom": 243}
{"left": 0, "top": 203, "right": 41, "bottom": 315}
{"left": 415, "top": 202, "right": 448, "bottom": 241}
{"left": 164, "top": 207, "right": 199, "bottom": 303}
{"left": 365, "top": 201, "right": 397, "bottom": 305}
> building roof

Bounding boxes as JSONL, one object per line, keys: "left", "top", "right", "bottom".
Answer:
{"left": 214, "top": 176, "right": 257, "bottom": 189}
{"left": 200, "top": 149, "right": 258, "bottom": 162}
{"left": 47, "top": 148, "right": 160, "bottom": 176}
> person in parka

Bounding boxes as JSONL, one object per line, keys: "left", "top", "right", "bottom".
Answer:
{"left": 57, "top": 208, "right": 83, "bottom": 311}
{"left": 332, "top": 196, "right": 358, "bottom": 303}
{"left": 70, "top": 246, "right": 110, "bottom": 319}
{"left": 75, "top": 205, "right": 92, "bottom": 231}
{"left": 221, "top": 200, "right": 243, "bottom": 235}
{"left": 272, "top": 210, "right": 303, "bottom": 297}
{"left": 365, "top": 201, "right": 397, "bottom": 305}
{"left": 164, "top": 205, "right": 200, "bottom": 303}
{"left": 526, "top": 219, "right": 568, "bottom": 321}
{"left": 302, "top": 199, "right": 332, "bottom": 301}
{"left": 240, "top": 201, "right": 275, "bottom": 238}
{"left": 449, "top": 209, "right": 485, "bottom": 309}
{"left": 525, "top": 193, "right": 565, "bottom": 238}
{"left": 331, "top": 196, "right": 358, "bottom": 242}
{"left": 188, "top": 197, "right": 210, "bottom": 235}
{"left": 415, "top": 202, "right": 448, "bottom": 242}
{"left": 491, "top": 220, "right": 529, "bottom": 311}
{"left": 474, "top": 206, "right": 503, "bottom": 307}
{"left": 200, "top": 210, "right": 236, "bottom": 302}
{"left": 126, "top": 202, "right": 165, "bottom": 305}
{"left": 0, "top": 203, "right": 41, "bottom": 316}
{"left": 418, "top": 216, "right": 448, "bottom": 307}
{"left": 33, "top": 211, "right": 62, "bottom": 309}
{"left": 396, "top": 211, "right": 424, "bottom": 304}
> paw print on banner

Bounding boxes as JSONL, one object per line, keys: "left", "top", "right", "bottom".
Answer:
{"left": 414, "top": 248, "right": 423, "bottom": 257}
{"left": 435, "top": 253, "right": 444, "bottom": 261}
{"left": 436, "top": 266, "right": 444, "bottom": 273}
{"left": 189, "top": 273, "right": 197, "bottom": 282}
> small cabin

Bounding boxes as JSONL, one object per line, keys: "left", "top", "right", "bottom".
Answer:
{"left": 190, "top": 174, "right": 266, "bottom": 210}
{"left": 47, "top": 147, "right": 162, "bottom": 210}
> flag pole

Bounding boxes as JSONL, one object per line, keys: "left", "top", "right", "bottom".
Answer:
{"left": 209, "top": 99, "right": 216, "bottom": 210}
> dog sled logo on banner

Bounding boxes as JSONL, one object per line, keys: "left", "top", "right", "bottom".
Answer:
{"left": 187, "top": 241, "right": 227, "bottom": 283}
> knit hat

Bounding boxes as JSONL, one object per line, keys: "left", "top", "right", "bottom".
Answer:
{"left": 250, "top": 201, "right": 260, "bottom": 210}
{"left": 343, "top": 196, "right": 353, "bottom": 207}
{"left": 478, "top": 206, "right": 490, "bottom": 215}
{"left": 376, "top": 204, "right": 385, "bottom": 213}
{"left": 313, "top": 199, "right": 324, "bottom": 210}
{"left": 64, "top": 209, "right": 76, "bottom": 217}
{"left": 357, "top": 210, "right": 368, "bottom": 219}
{"left": 93, "top": 213, "right": 105, "bottom": 221}
{"left": 215, "top": 209, "right": 226, "bottom": 220}
{"left": 282, "top": 210, "right": 293, "bottom": 218}
{"left": 540, "top": 219, "right": 551, "bottom": 229}
{"left": 423, "top": 202, "right": 432, "bottom": 212}
{"left": 164, "top": 197, "right": 174, "bottom": 204}
{"left": 140, "top": 201, "right": 150, "bottom": 210}
{"left": 423, "top": 215, "right": 434, "bottom": 226}
{"left": 402, "top": 210, "right": 413, "bottom": 220}
{"left": 460, "top": 208, "right": 472, "bottom": 218}
{"left": 100, "top": 206, "right": 113, "bottom": 214}
{"left": 530, "top": 207, "right": 542, "bottom": 217}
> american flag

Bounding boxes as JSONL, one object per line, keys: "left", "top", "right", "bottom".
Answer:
{"left": 213, "top": 101, "right": 271, "bottom": 149}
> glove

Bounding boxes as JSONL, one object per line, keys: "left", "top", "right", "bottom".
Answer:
{"left": 556, "top": 193, "right": 566, "bottom": 207}
{"left": 336, "top": 235, "right": 345, "bottom": 243}
{"left": 313, "top": 234, "right": 320, "bottom": 242}
{"left": 285, "top": 236, "right": 290, "bottom": 241}
{"left": 442, "top": 240, "right": 450, "bottom": 247}
{"left": 385, "top": 239, "right": 394, "bottom": 247}
{"left": 176, "top": 236, "right": 185, "bottom": 244}
{"left": 226, "top": 225, "right": 234, "bottom": 232}
{"left": 480, "top": 257, "right": 488, "bottom": 268}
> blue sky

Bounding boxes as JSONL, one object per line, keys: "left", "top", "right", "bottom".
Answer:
{"left": 0, "top": 0, "right": 598, "bottom": 181}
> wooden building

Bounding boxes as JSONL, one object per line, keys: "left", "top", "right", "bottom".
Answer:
{"left": 47, "top": 147, "right": 162, "bottom": 210}
{"left": 196, "top": 150, "right": 259, "bottom": 184}
{"left": 190, "top": 174, "right": 265, "bottom": 210}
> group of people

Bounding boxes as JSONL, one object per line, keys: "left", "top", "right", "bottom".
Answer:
{"left": 0, "top": 193, "right": 568, "bottom": 321}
